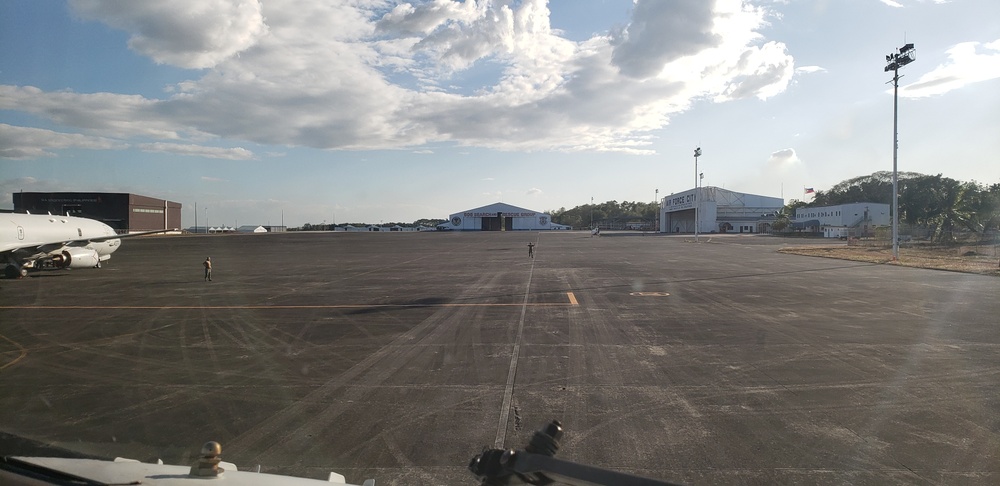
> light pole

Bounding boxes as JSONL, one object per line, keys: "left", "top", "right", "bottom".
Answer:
{"left": 693, "top": 147, "right": 701, "bottom": 241}
{"left": 884, "top": 42, "right": 915, "bottom": 260}
{"left": 654, "top": 189, "right": 659, "bottom": 232}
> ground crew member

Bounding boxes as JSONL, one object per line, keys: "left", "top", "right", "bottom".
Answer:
{"left": 204, "top": 256, "right": 212, "bottom": 281}
{"left": 528, "top": 242, "right": 535, "bottom": 258}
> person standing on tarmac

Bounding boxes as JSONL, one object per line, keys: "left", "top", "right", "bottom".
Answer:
{"left": 528, "top": 242, "right": 535, "bottom": 258}
{"left": 204, "top": 256, "right": 213, "bottom": 281}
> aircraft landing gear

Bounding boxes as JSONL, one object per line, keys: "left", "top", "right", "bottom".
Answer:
{"left": 4, "top": 265, "right": 28, "bottom": 279}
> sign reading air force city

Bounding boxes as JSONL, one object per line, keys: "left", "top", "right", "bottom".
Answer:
{"left": 664, "top": 190, "right": 697, "bottom": 212}
{"left": 464, "top": 212, "right": 537, "bottom": 217}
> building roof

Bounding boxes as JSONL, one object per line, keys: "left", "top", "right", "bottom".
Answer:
{"left": 455, "top": 202, "right": 544, "bottom": 215}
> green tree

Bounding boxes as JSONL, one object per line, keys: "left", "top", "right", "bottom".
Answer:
{"left": 771, "top": 199, "right": 809, "bottom": 232}
{"left": 813, "top": 171, "right": 903, "bottom": 206}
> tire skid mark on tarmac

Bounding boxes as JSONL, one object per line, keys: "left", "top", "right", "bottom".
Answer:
{"left": 332, "top": 386, "right": 497, "bottom": 466}
{"left": 262, "top": 253, "right": 440, "bottom": 303}
{"left": 250, "top": 278, "right": 516, "bottom": 462}
{"left": 551, "top": 266, "right": 994, "bottom": 471}
{"left": 0, "top": 333, "right": 29, "bottom": 370}
{"left": 227, "top": 269, "right": 517, "bottom": 459}
{"left": 59, "top": 388, "right": 193, "bottom": 426}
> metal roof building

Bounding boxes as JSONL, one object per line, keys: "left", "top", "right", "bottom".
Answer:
{"left": 438, "top": 202, "right": 570, "bottom": 231}
{"left": 660, "top": 187, "right": 784, "bottom": 234}
{"left": 793, "top": 202, "right": 890, "bottom": 238}
{"left": 13, "top": 192, "right": 181, "bottom": 233}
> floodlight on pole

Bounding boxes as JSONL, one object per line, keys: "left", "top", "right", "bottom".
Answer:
{"left": 693, "top": 147, "right": 701, "bottom": 242}
{"left": 884, "top": 42, "right": 916, "bottom": 260}
{"left": 655, "top": 188, "right": 659, "bottom": 232}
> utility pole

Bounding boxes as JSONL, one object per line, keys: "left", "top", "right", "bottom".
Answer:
{"left": 884, "top": 42, "right": 916, "bottom": 260}
{"left": 694, "top": 147, "right": 701, "bottom": 242}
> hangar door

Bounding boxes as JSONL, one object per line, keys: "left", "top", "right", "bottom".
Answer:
{"left": 664, "top": 209, "right": 695, "bottom": 233}
{"left": 480, "top": 212, "right": 512, "bottom": 231}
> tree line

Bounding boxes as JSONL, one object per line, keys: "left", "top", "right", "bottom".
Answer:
{"left": 548, "top": 200, "right": 659, "bottom": 229}
{"left": 777, "top": 172, "right": 1000, "bottom": 241}
{"left": 295, "top": 218, "right": 445, "bottom": 231}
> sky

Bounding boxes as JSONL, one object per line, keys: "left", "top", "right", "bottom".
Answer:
{"left": 1, "top": 0, "right": 998, "bottom": 228}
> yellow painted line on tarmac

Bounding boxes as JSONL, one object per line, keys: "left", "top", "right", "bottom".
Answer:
{"left": 0, "top": 333, "right": 28, "bottom": 371}
{"left": 566, "top": 292, "right": 578, "bottom": 305}
{"left": 0, "top": 302, "right": 577, "bottom": 310}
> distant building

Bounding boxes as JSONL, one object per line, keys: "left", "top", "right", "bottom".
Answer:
{"left": 438, "top": 202, "right": 570, "bottom": 231}
{"left": 238, "top": 225, "right": 268, "bottom": 233}
{"left": 13, "top": 192, "right": 180, "bottom": 233}
{"left": 793, "top": 203, "right": 890, "bottom": 238}
{"left": 660, "top": 187, "right": 783, "bottom": 234}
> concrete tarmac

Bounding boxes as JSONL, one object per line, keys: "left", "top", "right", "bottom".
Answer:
{"left": 1, "top": 231, "right": 999, "bottom": 485}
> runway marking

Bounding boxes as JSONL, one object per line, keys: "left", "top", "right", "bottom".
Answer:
{"left": 495, "top": 237, "right": 542, "bottom": 448}
{"left": 629, "top": 291, "right": 670, "bottom": 296}
{"left": 0, "top": 302, "right": 576, "bottom": 310}
{"left": 567, "top": 291, "right": 578, "bottom": 305}
{"left": 0, "top": 333, "right": 28, "bottom": 371}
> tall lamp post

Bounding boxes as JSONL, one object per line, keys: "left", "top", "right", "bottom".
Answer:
{"left": 884, "top": 42, "right": 915, "bottom": 260}
{"left": 693, "top": 147, "right": 701, "bottom": 242}
{"left": 654, "top": 188, "right": 659, "bottom": 232}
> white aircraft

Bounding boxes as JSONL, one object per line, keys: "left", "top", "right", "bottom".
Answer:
{"left": 1, "top": 212, "right": 174, "bottom": 278}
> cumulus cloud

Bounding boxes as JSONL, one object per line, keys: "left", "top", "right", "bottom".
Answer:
{"left": 4, "top": 0, "right": 798, "bottom": 158}
{"left": 137, "top": 143, "right": 255, "bottom": 160}
{"left": 0, "top": 124, "right": 125, "bottom": 159}
{"left": 768, "top": 148, "right": 801, "bottom": 169}
{"left": 796, "top": 65, "right": 826, "bottom": 74}
{"left": 610, "top": 0, "right": 718, "bottom": 79}
{"left": 70, "top": 0, "right": 268, "bottom": 69}
{"left": 901, "top": 39, "right": 1000, "bottom": 98}
{"left": 0, "top": 86, "right": 197, "bottom": 140}
{"left": 526, "top": 187, "right": 543, "bottom": 196}
{"left": 0, "top": 177, "right": 46, "bottom": 207}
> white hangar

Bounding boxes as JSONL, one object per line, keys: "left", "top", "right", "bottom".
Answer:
{"left": 439, "top": 202, "right": 570, "bottom": 231}
{"left": 660, "top": 187, "right": 784, "bottom": 234}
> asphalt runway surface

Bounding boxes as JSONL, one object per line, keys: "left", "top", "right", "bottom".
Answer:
{"left": 1, "top": 231, "right": 999, "bottom": 485}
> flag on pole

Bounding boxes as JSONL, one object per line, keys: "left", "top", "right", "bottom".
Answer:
{"left": 804, "top": 187, "right": 815, "bottom": 194}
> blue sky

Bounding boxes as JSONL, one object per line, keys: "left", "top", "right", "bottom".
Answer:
{"left": 2, "top": 0, "right": 998, "bottom": 227}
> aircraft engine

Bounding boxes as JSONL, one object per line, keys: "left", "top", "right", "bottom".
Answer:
{"left": 52, "top": 248, "right": 101, "bottom": 269}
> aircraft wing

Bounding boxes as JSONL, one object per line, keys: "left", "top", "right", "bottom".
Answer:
{"left": 0, "top": 229, "right": 177, "bottom": 255}
{"left": 87, "top": 228, "right": 179, "bottom": 242}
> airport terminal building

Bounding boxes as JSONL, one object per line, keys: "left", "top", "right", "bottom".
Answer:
{"left": 13, "top": 192, "right": 181, "bottom": 233}
{"left": 438, "top": 203, "right": 570, "bottom": 231}
{"left": 660, "top": 187, "right": 784, "bottom": 234}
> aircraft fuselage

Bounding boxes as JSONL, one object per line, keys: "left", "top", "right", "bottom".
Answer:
{"left": 2, "top": 213, "right": 122, "bottom": 277}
